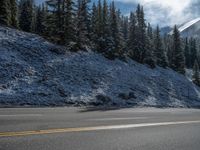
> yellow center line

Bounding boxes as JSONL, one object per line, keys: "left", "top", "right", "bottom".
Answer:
{"left": 0, "top": 120, "right": 200, "bottom": 138}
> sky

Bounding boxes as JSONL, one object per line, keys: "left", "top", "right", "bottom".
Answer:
{"left": 114, "top": 0, "right": 199, "bottom": 27}
{"left": 36, "top": 0, "right": 200, "bottom": 27}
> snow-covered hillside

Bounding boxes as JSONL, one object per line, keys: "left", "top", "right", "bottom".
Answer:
{"left": 0, "top": 27, "right": 200, "bottom": 108}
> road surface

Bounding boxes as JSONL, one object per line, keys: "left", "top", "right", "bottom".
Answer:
{"left": 0, "top": 107, "right": 200, "bottom": 150}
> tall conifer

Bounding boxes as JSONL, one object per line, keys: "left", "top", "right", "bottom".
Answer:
{"left": 0, "top": 0, "right": 11, "bottom": 26}
{"left": 171, "top": 25, "right": 185, "bottom": 74}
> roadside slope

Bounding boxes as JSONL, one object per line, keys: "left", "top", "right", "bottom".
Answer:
{"left": 0, "top": 27, "right": 200, "bottom": 107}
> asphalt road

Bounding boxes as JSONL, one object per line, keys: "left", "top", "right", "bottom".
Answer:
{"left": 0, "top": 107, "right": 200, "bottom": 150}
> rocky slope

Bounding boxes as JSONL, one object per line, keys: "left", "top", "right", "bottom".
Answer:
{"left": 0, "top": 26, "right": 200, "bottom": 108}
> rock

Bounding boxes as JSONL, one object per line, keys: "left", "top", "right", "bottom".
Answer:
{"left": 96, "top": 94, "right": 112, "bottom": 104}
{"left": 58, "top": 87, "right": 68, "bottom": 97}
{"left": 118, "top": 92, "right": 136, "bottom": 100}
{"left": 49, "top": 46, "right": 66, "bottom": 54}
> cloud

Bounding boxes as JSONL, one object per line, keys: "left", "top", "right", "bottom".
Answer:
{"left": 115, "top": 0, "right": 195, "bottom": 27}
{"left": 37, "top": 0, "right": 198, "bottom": 27}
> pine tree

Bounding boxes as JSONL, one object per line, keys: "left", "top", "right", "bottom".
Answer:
{"left": 120, "top": 16, "right": 129, "bottom": 55}
{"left": 127, "top": 12, "right": 138, "bottom": 60}
{"left": 31, "top": 4, "right": 37, "bottom": 32}
{"left": 45, "top": 0, "right": 64, "bottom": 43}
{"left": 10, "top": 0, "right": 19, "bottom": 28}
{"left": 97, "top": 0, "right": 103, "bottom": 39}
{"left": 143, "top": 23, "right": 155, "bottom": 68}
{"left": 121, "top": 16, "right": 128, "bottom": 44}
{"left": 90, "top": 2, "right": 98, "bottom": 49}
{"left": 184, "top": 38, "right": 191, "bottom": 68}
{"left": 193, "top": 60, "right": 200, "bottom": 86}
{"left": 171, "top": 25, "right": 185, "bottom": 74}
{"left": 93, "top": 0, "right": 103, "bottom": 52}
{"left": 130, "top": 4, "right": 147, "bottom": 63}
{"left": 136, "top": 5, "right": 146, "bottom": 63}
{"left": 147, "top": 23, "right": 153, "bottom": 39}
{"left": 190, "top": 38, "right": 197, "bottom": 67}
{"left": 35, "top": 4, "right": 47, "bottom": 35}
{"left": 101, "top": 0, "right": 113, "bottom": 54}
{"left": 95, "top": 0, "right": 103, "bottom": 52}
{"left": 154, "top": 25, "right": 168, "bottom": 68}
{"left": 102, "top": 0, "right": 108, "bottom": 36}
{"left": 19, "top": 0, "right": 34, "bottom": 32}
{"left": 116, "top": 9, "right": 124, "bottom": 58}
{"left": 75, "top": 0, "right": 91, "bottom": 51}
{"left": 108, "top": 1, "right": 122, "bottom": 59}
{"left": 0, "top": 0, "right": 11, "bottom": 26}
{"left": 107, "top": 1, "right": 117, "bottom": 58}
{"left": 63, "top": 0, "right": 76, "bottom": 48}
{"left": 144, "top": 38, "right": 155, "bottom": 68}
{"left": 164, "top": 34, "right": 173, "bottom": 66}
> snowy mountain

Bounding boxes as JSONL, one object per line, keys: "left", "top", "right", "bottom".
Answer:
{"left": 168, "top": 18, "right": 200, "bottom": 38}
{"left": 0, "top": 26, "right": 200, "bottom": 108}
{"left": 178, "top": 18, "right": 200, "bottom": 38}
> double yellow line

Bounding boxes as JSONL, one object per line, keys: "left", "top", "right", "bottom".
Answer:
{"left": 0, "top": 127, "right": 101, "bottom": 137}
{"left": 1, "top": 120, "right": 200, "bottom": 138}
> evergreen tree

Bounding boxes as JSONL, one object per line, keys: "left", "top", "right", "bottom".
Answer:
{"left": 164, "top": 34, "right": 173, "bottom": 66}
{"left": 108, "top": 1, "right": 123, "bottom": 59}
{"left": 193, "top": 60, "right": 200, "bottom": 86}
{"left": 19, "top": 0, "right": 34, "bottom": 32}
{"left": 35, "top": 4, "right": 47, "bottom": 35}
{"left": 45, "top": 0, "right": 64, "bottom": 43}
{"left": 121, "top": 16, "right": 128, "bottom": 45}
{"left": 127, "top": 12, "right": 138, "bottom": 60}
{"left": 10, "top": 0, "right": 19, "bottom": 28}
{"left": 76, "top": 0, "right": 91, "bottom": 51}
{"left": 136, "top": 5, "right": 146, "bottom": 63}
{"left": 120, "top": 16, "right": 129, "bottom": 54}
{"left": 129, "top": 4, "right": 147, "bottom": 63}
{"left": 147, "top": 23, "right": 153, "bottom": 39}
{"left": 93, "top": 0, "right": 113, "bottom": 54}
{"left": 102, "top": 0, "right": 109, "bottom": 36}
{"left": 90, "top": 2, "right": 98, "bottom": 49}
{"left": 0, "top": 0, "right": 11, "bottom": 26}
{"left": 63, "top": 0, "right": 76, "bottom": 48}
{"left": 97, "top": 0, "right": 103, "bottom": 39}
{"left": 184, "top": 38, "right": 191, "bottom": 68}
{"left": 190, "top": 38, "right": 197, "bottom": 67}
{"left": 94, "top": 0, "right": 103, "bottom": 52}
{"left": 101, "top": 0, "right": 113, "bottom": 54}
{"left": 171, "top": 25, "right": 185, "bottom": 74}
{"left": 31, "top": 4, "right": 37, "bottom": 32}
{"left": 144, "top": 38, "right": 155, "bottom": 68}
{"left": 143, "top": 23, "right": 155, "bottom": 68}
{"left": 116, "top": 9, "right": 124, "bottom": 58}
{"left": 154, "top": 25, "right": 168, "bottom": 67}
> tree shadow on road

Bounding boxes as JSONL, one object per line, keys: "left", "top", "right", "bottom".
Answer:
{"left": 78, "top": 106, "right": 137, "bottom": 112}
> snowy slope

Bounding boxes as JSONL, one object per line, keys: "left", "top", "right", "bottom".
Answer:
{"left": 0, "top": 26, "right": 200, "bottom": 108}
{"left": 179, "top": 17, "right": 200, "bottom": 32}
{"left": 169, "top": 17, "right": 200, "bottom": 38}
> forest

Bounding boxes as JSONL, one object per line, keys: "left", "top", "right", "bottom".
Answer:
{"left": 0, "top": 0, "right": 200, "bottom": 85}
